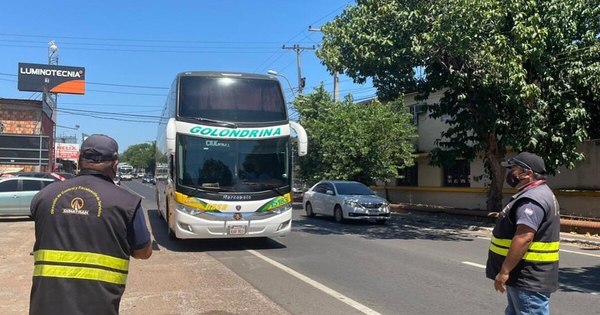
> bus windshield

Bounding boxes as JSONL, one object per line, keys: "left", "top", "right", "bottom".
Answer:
{"left": 178, "top": 76, "right": 287, "bottom": 123}
{"left": 177, "top": 134, "right": 289, "bottom": 193}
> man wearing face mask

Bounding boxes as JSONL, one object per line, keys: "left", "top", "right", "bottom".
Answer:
{"left": 486, "top": 152, "right": 560, "bottom": 315}
{"left": 29, "top": 134, "right": 152, "bottom": 315}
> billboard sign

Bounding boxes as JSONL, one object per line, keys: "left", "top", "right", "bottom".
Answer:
{"left": 18, "top": 63, "right": 85, "bottom": 95}
{"left": 55, "top": 143, "right": 80, "bottom": 161}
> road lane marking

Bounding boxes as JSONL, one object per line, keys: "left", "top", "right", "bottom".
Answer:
{"left": 246, "top": 249, "right": 382, "bottom": 315}
{"left": 477, "top": 236, "right": 600, "bottom": 258}
{"left": 462, "top": 261, "right": 486, "bottom": 269}
{"left": 121, "top": 183, "right": 146, "bottom": 199}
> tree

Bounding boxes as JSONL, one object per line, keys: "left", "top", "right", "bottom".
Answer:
{"left": 318, "top": 0, "right": 600, "bottom": 210}
{"left": 295, "top": 85, "right": 416, "bottom": 186}
{"left": 121, "top": 142, "right": 156, "bottom": 172}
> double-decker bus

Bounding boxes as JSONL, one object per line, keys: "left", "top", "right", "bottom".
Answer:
{"left": 155, "top": 71, "right": 307, "bottom": 239}
{"left": 117, "top": 164, "right": 134, "bottom": 180}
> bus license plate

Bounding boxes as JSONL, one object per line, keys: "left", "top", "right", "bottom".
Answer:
{"left": 228, "top": 225, "right": 247, "bottom": 235}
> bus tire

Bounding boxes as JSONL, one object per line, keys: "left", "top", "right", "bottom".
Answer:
{"left": 166, "top": 202, "right": 179, "bottom": 241}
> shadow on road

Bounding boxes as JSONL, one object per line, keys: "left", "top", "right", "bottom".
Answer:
{"left": 559, "top": 264, "right": 600, "bottom": 294}
{"left": 147, "top": 209, "right": 286, "bottom": 252}
{"left": 293, "top": 209, "right": 481, "bottom": 242}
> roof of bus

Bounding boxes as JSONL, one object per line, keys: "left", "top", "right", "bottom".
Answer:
{"left": 177, "top": 71, "right": 276, "bottom": 81}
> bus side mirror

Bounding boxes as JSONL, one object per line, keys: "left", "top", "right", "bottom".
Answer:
{"left": 289, "top": 121, "right": 307, "bottom": 156}
{"left": 166, "top": 118, "right": 176, "bottom": 154}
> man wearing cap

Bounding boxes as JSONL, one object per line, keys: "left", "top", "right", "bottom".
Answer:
{"left": 29, "top": 134, "right": 152, "bottom": 315}
{"left": 486, "top": 152, "right": 560, "bottom": 315}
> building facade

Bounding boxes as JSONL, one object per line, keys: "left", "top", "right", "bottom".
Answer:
{"left": 375, "top": 90, "right": 600, "bottom": 218}
{"left": 0, "top": 98, "right": 54, "bottom": 173}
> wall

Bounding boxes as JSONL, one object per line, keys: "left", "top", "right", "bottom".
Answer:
{"left": 0, "top": 98, "right": 52, "bottom": 172}
{"left": 400, "top": 92, "right": 600, "bottom": 218}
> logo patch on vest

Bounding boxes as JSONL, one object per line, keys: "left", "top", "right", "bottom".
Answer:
{"left": 51, "top": 186, "right": 102, "bottom": 217}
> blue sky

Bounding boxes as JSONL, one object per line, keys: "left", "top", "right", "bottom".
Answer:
{"left": 0, "top": 0, "right": 375, "bottom": 152}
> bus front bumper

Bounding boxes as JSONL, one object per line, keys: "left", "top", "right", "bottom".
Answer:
{"left": 173, "top": 208, "right": 292, "bottom": 239}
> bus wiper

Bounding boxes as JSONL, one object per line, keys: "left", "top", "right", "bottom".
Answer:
{"left": 192, "top": 117, "right": 237, "bottom": 128}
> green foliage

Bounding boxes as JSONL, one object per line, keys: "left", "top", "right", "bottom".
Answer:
{"left": 120, "top": 142, "right": 156, "bottom": 172}
{"left": 318, "top": 0, "right": 600, "bottom": 209}
{"left": 295, "top": 85, "right": 416, "bottom": 186}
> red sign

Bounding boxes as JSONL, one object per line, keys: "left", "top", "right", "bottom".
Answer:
{"left": 55, "top": 143, "right": 80, "bottom": 161}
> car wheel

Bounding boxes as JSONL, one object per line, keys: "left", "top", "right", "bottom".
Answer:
{"left": 305, "top": 202, "right": 315, "bottom": 218}
{"left": 334, "top": 205, "right": 344, "bottom": 223}
{"left": 375, "top": 219, "right": 388, "bottom": 225}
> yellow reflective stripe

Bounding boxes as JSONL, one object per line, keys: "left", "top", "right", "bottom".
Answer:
{"left": 490, "top": 243, "right": 509, "bottom": 256}
{"left": 34, "top": 250, "right": 129, "bottom": 271}
{"left": 489, "top": 243, "right": 559, "bottom": 262}
{"left": 529, "top": 241, "right": 560, "bottom": 252}
{"left": 33, "top": 264, "right": 127, "bottom": 285}
{"left": 491, "top": 236, "right": 511, "bottom": 248}
{"left": 523, "top": 251, "right": 560, "bottom": 262}
{"left": 491, "top": 237, "right": 560, "bottom": 252}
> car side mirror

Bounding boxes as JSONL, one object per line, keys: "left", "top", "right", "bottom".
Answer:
{"left": 325, "top": 189, "right": 334, "bottom": 195}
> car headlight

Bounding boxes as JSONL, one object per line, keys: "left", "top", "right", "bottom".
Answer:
{"left": 344, "top": 200, "right": 363, "bottom": 208}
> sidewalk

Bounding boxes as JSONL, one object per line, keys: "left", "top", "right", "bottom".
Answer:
{"left": 391, "top": 203, "right": 600, "bottom": 247}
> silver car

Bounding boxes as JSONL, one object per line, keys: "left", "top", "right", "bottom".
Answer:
{"left": 0, "top": 177, "right": 55, "bottom": 216}
{"left": 302, "top": 180, "right": 391, "bottom": 224}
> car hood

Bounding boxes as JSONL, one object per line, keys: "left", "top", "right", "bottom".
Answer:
{"left": 341, "top": 195, "right": 387, "bottom": 203}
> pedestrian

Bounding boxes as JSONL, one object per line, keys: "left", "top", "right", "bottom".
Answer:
{"left": 29, "top": 134, "right": 152, "bottom": 315}
{"left": 486, "top": 152, "right": 560, "bottom": 315}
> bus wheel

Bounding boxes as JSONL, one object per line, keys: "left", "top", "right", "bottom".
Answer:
{"left": 166, "top": 204, "right": 178, "bottom": 241}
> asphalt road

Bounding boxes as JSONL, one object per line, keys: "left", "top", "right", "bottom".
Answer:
{"left": 121, "top": 180, "right": 600, "bottom": 315}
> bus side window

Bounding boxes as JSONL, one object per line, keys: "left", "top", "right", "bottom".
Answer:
{"left": 169, "top": 155, "right": 174, "bottom": 180}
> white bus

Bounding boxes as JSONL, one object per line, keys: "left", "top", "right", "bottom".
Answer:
{"left": 118, "top": 164, "right": 134, "bottom": 180}
{"left": 156, "top": 71, "right": 307, "bottom": 239}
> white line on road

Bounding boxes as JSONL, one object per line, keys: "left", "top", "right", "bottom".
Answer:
{"left": 246, "top": 249, "right": 382, "bottom": 315}
{"left": 462, "top": 261, "right": 486, "bottom": 269}
{"left": 121, "top": 183, "right": 146, "bottom": 199}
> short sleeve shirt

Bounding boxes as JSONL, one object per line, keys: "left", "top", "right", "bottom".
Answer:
{"left": 514, "top": 199, "right": 545, "bottom": 231}
{"left": 127, "top": 204, "right": 151, "bottom": 250}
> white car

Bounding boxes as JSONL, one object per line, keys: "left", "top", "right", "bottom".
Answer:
{"left": 0, "top": 177, "right": 56, "bottom": 216}
{"left": 302, "top": 180, "right": 391, "bottom": 224}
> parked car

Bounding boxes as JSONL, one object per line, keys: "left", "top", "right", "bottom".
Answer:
{"left": 1, "top": 172, "right": 68, "bottom": 182}
{"left": 302, "top": 180, "right": 391, "bottom": 224}
{"left": 292, "top": 180, "right": 307, "bottom": 202}
{"left": 0, "top": 177, "right": 56, "bottom": 216}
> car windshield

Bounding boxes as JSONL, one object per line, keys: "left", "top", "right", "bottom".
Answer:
{"left": 334, "top": 182, "right": 375, "bottom": 195}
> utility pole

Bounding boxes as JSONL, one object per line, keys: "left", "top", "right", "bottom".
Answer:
{"left": 282, "top": 44, "right": 315, "bottom": 94}
{"left": 47, "top": 40, "right": 59, "bottom": 171}
{"left": 308, "top": 26, "right": 340, "bottom": 101}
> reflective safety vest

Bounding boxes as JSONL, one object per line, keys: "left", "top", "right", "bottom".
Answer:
{"left": 30, "top": 172, "right": 141, "bottom": 315}
{"left": 485, "top": 182, "right": 560, "bottom": 293}
{"left": 33, "top": 249, "right": 129, "bottom": 285}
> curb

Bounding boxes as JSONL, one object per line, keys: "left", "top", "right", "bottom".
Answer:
{"left": 393, "top": 204, "right": 600, "bottom": 246}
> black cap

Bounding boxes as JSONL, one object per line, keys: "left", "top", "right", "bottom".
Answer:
{"left": 501, "top": 152, "right": 546, "bottom": 174}
{"left": 80, "top": 134, "right": 119, "bottom": 162}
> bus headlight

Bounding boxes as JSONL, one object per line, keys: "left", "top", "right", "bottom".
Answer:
{"left": 175, "top": 204, "right": 203, "bottom": 216}
{"left": 270, "top": 203, "right": 292, "bottom": 214}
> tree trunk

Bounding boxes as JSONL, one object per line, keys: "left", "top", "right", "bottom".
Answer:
{"left": 485, "top": 134, "right": 506, "bottom": 212}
